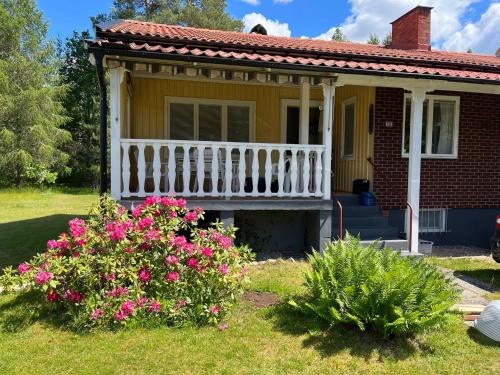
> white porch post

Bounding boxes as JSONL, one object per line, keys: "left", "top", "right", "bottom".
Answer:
{"left": 110, "top": 67, "right": 126, "bottom": 200}
{"left": 299, "top": 78, "right": 310, "bottom": 144}
{"left": 321, "top": 82, "right": 335, "bottom": 200}
{"left": 407, "top": 87, "right": 427, "bottom": 253}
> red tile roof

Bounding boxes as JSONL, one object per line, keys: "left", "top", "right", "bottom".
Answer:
{"left": 91, "top": 19, "right": 500, "bottom": 83}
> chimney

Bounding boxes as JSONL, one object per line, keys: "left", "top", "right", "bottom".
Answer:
{"left": 390, "top": 5, "right": 433, "bottom": 50}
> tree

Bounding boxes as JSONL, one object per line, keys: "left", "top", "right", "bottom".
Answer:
{"left": 331, "top": 27, "right": 349, "bottom": 42}
{"left": 58, "top": 31, "right": 101, "bottom": 187}
{"left": 0, "top": 0, "right": 70, "bottom": 186}
{"left": 382, "top": 33, "right": 392, "bottom": 47}
{"left": 367, "top": 33, "right": 380, "bottom": 45}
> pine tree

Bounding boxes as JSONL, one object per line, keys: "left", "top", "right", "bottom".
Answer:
{"left": 382, "top": 33, "right": 392, "bottom": 47}
{"left": 0, "top": 0, "right": 70, "bottom": 186}
{"left": 367, "top": 33, "right": 380, "bottom": 45}
{"left": 331, "top": 27, "right": 349, "bottom": 42}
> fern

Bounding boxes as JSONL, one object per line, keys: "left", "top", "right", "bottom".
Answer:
{"left": 290, "top": 234, "right": 460, "bottom": 337}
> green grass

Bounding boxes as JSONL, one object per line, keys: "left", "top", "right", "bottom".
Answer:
{"left": 0, "top": 189, "right": 499, "bottom": 374}
{"left": 427, "top": 257, "right": 500, "bottom": 300}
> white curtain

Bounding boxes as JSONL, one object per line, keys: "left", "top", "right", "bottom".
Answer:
{"left": 435, "top": 101, "right": 454, "bottom": 154}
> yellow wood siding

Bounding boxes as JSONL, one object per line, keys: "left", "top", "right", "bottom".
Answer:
{"left": 130, "top": 76, "right": 323, "bottom": 143}
{"left": 333, "top": 85, "right": 375, "bottom": 192}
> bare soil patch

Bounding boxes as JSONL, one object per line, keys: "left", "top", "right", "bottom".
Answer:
{"left": 242, "top": 291, "right": 280, "bottom": 308}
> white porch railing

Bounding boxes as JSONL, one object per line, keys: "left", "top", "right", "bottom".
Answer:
{"left": 119, "top": 139, "right": 326, "bottom": 199}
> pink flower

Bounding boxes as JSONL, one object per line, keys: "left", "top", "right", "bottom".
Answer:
{"left": 106, "top": 221, "right": 127, "bottom": 241}
{"left": 201, "top": 247, "right": 213, "bottom": 258}
{"left": 108, "top": 287, "right": 129, "bottom": 298}
{"left": 218, "top": 264, "right": 230, "bottom": 275}
{"left": 47, "top": 239, "right": 58, "bottom": 249}
{"left": 168, "top": 211, "right": 177, "bottom": 219}
{"left": 64, "top": 290, "right": 85, "bottom": 304}
{"left": 218, "top": 323, "right": 229, "bottom": 331}
{"left": 144, "top": 196, "right": 161, "bottom": 206}
{"left": 210, "top": 305, "right": 220, "bottom": 315}
{"left": 137, "top": 217, "right": 154, "bottom": 230}
{"left": 149, "top": 300, "right": 161, "bottom": 313}
{"left": 57, "top": 238, "right": 69, "bottom": 250}
{"left": 167, "top": 271, "right": 180, "bottom": 282}
{"left": 199, "top": 230, "right": 207, "bottom": 238}
{"left": 115, "top": 309, "right": 128, "bottom": 321}
{"left": 176, "top": 299, "right": 187, "bottom": 309}
{"left": 165, "top": 255, "right": 179, "bottom": 265}
{"left": 101, "top": 273, "right": 116, "bottom": 282}
{"left": 187, "top": 258, "right": 199, "bottom": 269}
{"left": 36, "top": 271, "right": 53, "bottom": 285}
{"left": 184, "top": 211, "right": 198, "bottom": 223}
{"left": 72, "top": 251, "right": 81, "bottom": 258}
{"left": 75, "top": 239, "right": 86, "bottom": 246}
{"left": 135, "top": 297, "right": 149, "bottom": 308}
{"left": 132, "top": 205, "right": 143, "bottom": 218}
{"left": 47, "top": 290, "right": 59, "bottom": 302}
{"left": 121, "top": 300, "right": 135, "bottom": 315}
{"left": 18, "top": 262, "right": 30, "bottom": 274}
{"left": 160, "top": 197, "right": 176, "bottom": 207}
{"left": 177, "top": 198, "right": 187, "bottom": 208}
{"left": 145, "top": 229, "right": 161, "bottom": 241}
{"left": 124, "top": 247, "right": 134, "bottom": 254}
{"left": 69, "top": 218, "right": 87, "bottom": 238}
{"left": 212, "top": 233, "right": 232, "bottom": 249}
{"left": 91, "top": 308, "right": 104, "bottom": 320}
{"left": 139, "top": 268, "right": 151, "bottom": 283}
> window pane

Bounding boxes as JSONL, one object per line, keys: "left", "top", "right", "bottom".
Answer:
{"left": 309, "top": 107, "right": 321, "bottom": 145}
{"left": 228, "top": 106, "right": 250, "bottom": 142}
{"left": 431, "top": 100, "right": 455, "bottom": 154}
{"left": 199, "top": 104, "right": 222, "bottom": 141}
{"left": 403, "top": 99, "right": 427, "bottom": 154}
{"left": 170, "top": 103, "right": 194, "bottom": 140}
{"left": 286, "top": 107, "right": 299, "bottom": 144}
{"left": 343, "top": 102, "right": 355, "bottom": 157}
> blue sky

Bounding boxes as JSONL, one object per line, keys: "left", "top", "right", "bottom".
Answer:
{"left": 37, "top": 0, "right": 500, "bottom": 53}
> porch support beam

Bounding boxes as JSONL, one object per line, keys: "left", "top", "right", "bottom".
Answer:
{"left": 321, "top": 82, "right": 335, "bottom": 200}
{"left": 299, "top": 78, "right": 310, "bottom": 144}
{"left": 110, "top": 67, "right": 127, "bottom": 200}
{"left": 406, "top": 87, "right": 428, "bottom": 254}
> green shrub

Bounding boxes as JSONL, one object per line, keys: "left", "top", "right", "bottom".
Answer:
{"left": 290, "top": 235, "right": 460, "bottom": 337}
{"left": 0, "top": 196, "right": 253, "bottom": 330}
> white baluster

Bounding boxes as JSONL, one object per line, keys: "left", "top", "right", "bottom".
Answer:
{"left": 121, "top": 142, "right": 131, "bottom": 198}
{"left": 211, "top": 145, "right": 219, "bottom": 196}
{"left": 302, "top": 146, "right": 311, "bottom": 197}
{"left": 182, "top": 145, "right": 191, "bottom": 196}
{"left": 225, "top": 146, "right": 232, "bottom": 197}
{"left": 167, "top": 145, "right": 176, "bottom": 194}
{"left": 251, "top": 146, "right": 259, "bottom": 196}
{"left": 137, "top": 143, "right": 146, "bottom": 197}
{"left": 264, "top": 147, "right": 272, "bottom": 197}
{"left": 277, "top": 147, "right": 285, "bottom": 197}
{"left": 196, "top": 145, "right": 205, "bottom": 196}
{"left": 315, "top": 149, "right": 323, "bottom": 197}
{"left": 238, "top": 146, "right": 246, "bottom": 197}
{"left": 290, "top": 147, "right": 298, "bottom": 197}
{"left": 153, "top": 143, "right": 161, "bottom": 195}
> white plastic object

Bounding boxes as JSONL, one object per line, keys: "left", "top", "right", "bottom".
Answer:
{"left": 475, "top": 300, "right": 500, "bottom": 342}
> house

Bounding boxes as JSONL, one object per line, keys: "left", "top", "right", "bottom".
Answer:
{"left": 86, "top": 5, "right": 500, "bottom": 254}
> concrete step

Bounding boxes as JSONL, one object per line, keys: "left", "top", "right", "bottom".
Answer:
{"left": 332, "top": 215, "right": 389, "bottom": 228}
{"left": 333, "top": 205, "right": 381, "bottom": 217}
{"left": 334, "top": 194, "right": 362, "bottom": 206}
{"left": 332, "top": 226, "right": 401, "bottom": 240}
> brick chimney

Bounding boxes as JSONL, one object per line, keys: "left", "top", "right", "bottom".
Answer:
{"left": 391, "top": 5, "right": 433, "bottom": 51}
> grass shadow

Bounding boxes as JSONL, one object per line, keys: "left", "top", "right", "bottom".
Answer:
{"left": 265, "top": 302, "right": 432, "bottom": 362}
{"left": 466, "top": 326, "right": 500, "bottom": 347}
{"left": 0, "top": 290, "right": 71, "bottom": 333}
{"left": 453, "top": 270, "right": 499, "bottom": 292}
{"left": 0, "top": 214, "right": 87, "bottom": 269}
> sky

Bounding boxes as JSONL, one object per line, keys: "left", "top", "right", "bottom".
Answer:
{"left": 37, "top": 0, "right": 500, "bottom": 54}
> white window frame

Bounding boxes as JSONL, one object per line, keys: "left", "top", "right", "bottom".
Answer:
{"left": 165, "top": 96, "right": 256, "bottom": 142}
{"left": 402, "top": 94, "right": 460, "bottom": 159}
{"left": 279, "top": 99, "right": 323, "bottom": 143}
{"left": 341, "top": 96, "right": 357, "bottom": 160}
{"left": 405, "top": 208, "right": 448, "bottom": 234}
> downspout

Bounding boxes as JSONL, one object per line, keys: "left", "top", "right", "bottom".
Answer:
{"left": 95, "top": 51, "right": 108, "bottom": 195}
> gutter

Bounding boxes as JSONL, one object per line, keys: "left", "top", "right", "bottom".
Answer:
{"left": 87, "top": 44, "right": 500, "bottom": 87}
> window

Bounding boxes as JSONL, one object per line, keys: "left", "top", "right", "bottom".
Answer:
{"left": 280, "top": 99, "right": 323, "bottom": 144}
{"left": 341, "top": 97, "right": 356, "bottom": 160}
{"left": 166, "top": 97, "right": 255, "bottom": 142}
{"left": 406, "top": 208, "right": 448, "bottom": 233}
{"left": 402, "top": 95, "right": 459, "bottom": 158}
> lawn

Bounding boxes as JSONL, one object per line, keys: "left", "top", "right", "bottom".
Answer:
{"left": 0, "top": 189, "right": 499, "bottom": 375}
{"left": 427, "top": 257, "right": 500, "bottom": 300}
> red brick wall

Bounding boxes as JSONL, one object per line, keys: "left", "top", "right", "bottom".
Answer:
{"left": 391, "top": 6, "right": 431, "bottom": 51}
{"left": 373, "top": 87, "right": 500, "bottom": 209}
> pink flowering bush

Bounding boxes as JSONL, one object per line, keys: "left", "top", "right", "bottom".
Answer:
{"left": 0, "top": 195, "right": 252, "bottom": 330}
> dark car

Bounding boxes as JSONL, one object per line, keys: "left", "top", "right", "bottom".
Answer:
{"left": 492, "top": 215, "right": 500, "bottom": 263}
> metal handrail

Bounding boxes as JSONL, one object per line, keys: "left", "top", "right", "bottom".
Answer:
{"left": 367, "top": 157, "right": 413, "bottom": 253}
{"left": 333, "top": 195, "right": 343, "bottom": 241}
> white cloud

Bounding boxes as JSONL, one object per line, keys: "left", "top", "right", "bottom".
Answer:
{"left": 274, "top": 0, "right": 294, "bottom": 4}
{"left": 242, "top": 12, "right": 292, "bottom": 37}
{"left": 241, "top": 0, "right": 260, "bottom": 5}
{"left": 315, "top": 0, "right": 500, "bottom": 53}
